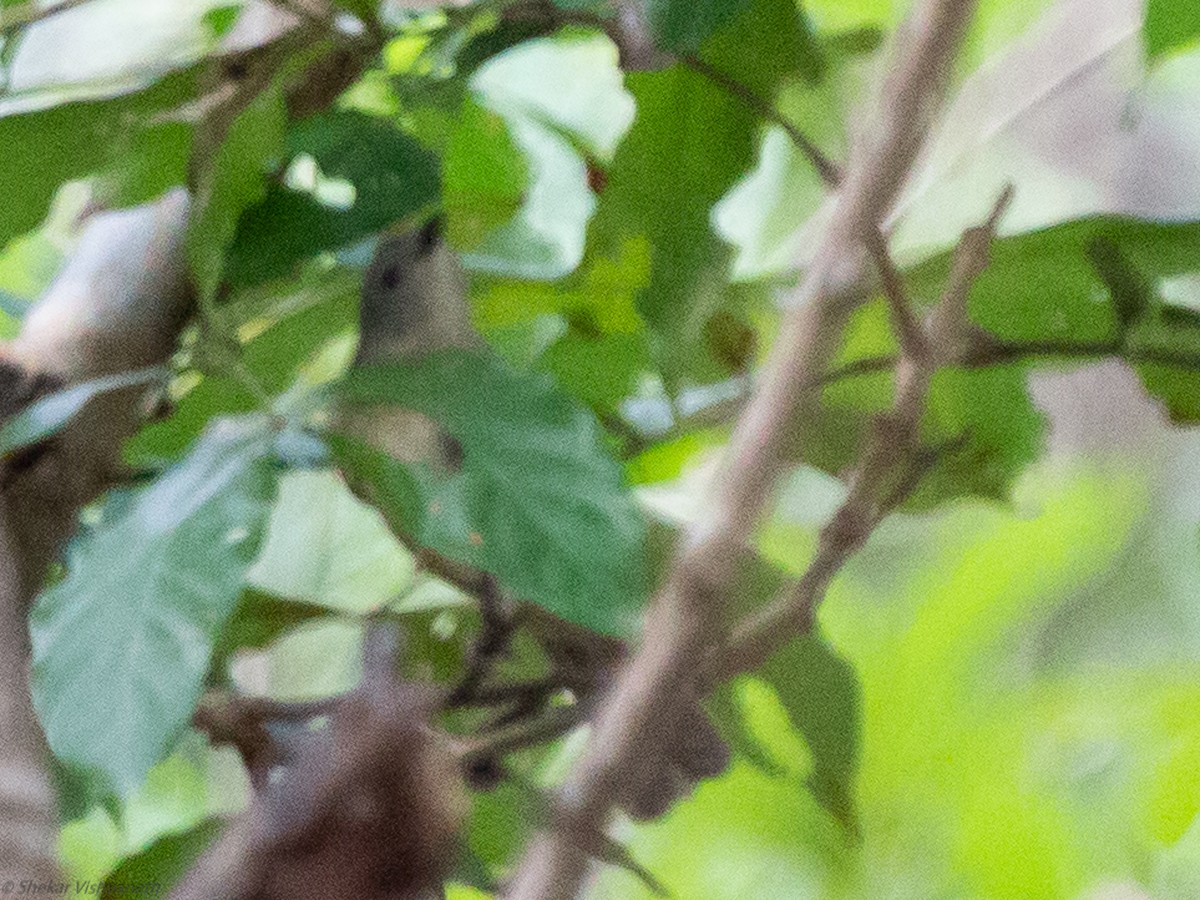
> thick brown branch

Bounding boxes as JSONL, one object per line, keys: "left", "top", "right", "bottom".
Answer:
{"left": 507, "top": 2, "right": 980, "bottom": 896}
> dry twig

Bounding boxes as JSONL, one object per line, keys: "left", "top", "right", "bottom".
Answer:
{"left": 507, "top": 3, "right": 981, "bottom": 895}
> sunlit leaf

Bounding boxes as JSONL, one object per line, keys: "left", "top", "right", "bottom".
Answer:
{"left": 1146, "top": 0, "right": 1200, "bottom": 62}
{"left": 458, "top": 34, "right": 635, "bottom": 279}
{"left": 247, "top": 469, "right": 416, "bottom": 614}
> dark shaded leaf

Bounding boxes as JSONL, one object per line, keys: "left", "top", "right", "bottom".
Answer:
{"left": 341, "top": 351, "right": 647, "bottom": 636}
{"left": 188, "top": 85, "right": 287, "bottom": 303}
{"left": 645, "top": 0, "right": 752, "bottom": 53}
{"left": 226, "top": 110, "right": 439, "bottom": 286}
{"left": 1086, "top": 236, "right": 1150, "bottom": 334}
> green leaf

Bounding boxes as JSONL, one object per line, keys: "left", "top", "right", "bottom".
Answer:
{"left": 0, "top": 366, "right": 166, "bottom": 459}
{"left": 645, "top": 0, "right": 752, "bottom": 53}
{"left": 188, "top": 86, "right": 287, "bottom": 304}
{"left": 31, "top": 416, "right": 279, "bottom": 795}
{"left": 101, "top": 819, "right": 224, "bottom": 900}
{"left": 200, "top": 5, "right": 242, "bottom": 39}
{"left": 908, "top": 219, "right": 1200, "bottom": 343}
{"left": 1085, "top": 236, "right": 1151, "bottom": 334}
{"left": 758, "top": 631, "right": 862, "bottom": 832}
{"left": 1146, "top": 0, "right": 1200, "bottom": 62}
{"left": 473, "top": 237, "right": 652, "bottom": 411}
{"left": 0, "top": 67, "right": 201, "bottom": 248}
{"left": 209, "top": 590, "right": 333, "bottom": 681}
{"left": 705, "top": 681, "right": 789, "bottom": 779}
{"left": 246, "top": 469, "right": 416, "bottom": 614}
{"left": 443, "top": 99, "right": 529, "bottom": 252}
{"left": 458, "top": 34, "right": 635, "bottom": 280}
{"left": 97, "top": 121, "right": 193, "bottom": 208}
{"left": 589, "top": 0, "right": 811, "bottom": 380}
{"left": 906, "top": 216, "right": 1200, "bottom": 424}
{"left": 341, "top": 351, "right": 647, "bottom": 636}
{"left": 226, "top": 110, "right": 440, "bottom": 286}
{"left": 326, "top": 431, "right": 427, "bottom": 538}
{"left": 911, "top": 364, "right": 1046, "bottom": 509}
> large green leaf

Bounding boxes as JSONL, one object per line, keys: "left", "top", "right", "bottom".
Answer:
{"left": 246, "top": 469, "right": 416, "bottom": 614}
{"left": 31, "top": 416, "right": 279, "bottom": 795}
{"left": 588, "top": 0, "right": 812, "bottom": 380}
{"left": 187, "top": 85, "right": 287, "bottom": 304}
{"left": 907, "top": 216, "right": 1200, "bottom": 423}
{"left": 339, "top": 351, "right": 648, "bottom": 636}
{"left": 787, "top": 217, "right": 1200, "bottom": 507}
{"left": 1146, "top": 0, "right": 1200, "bottom": 62}
{"left": 226, "top": 110, "right": 440, "bottom": 286}
{"left": 0, "top": 68, "right": 200, "bottom": 248}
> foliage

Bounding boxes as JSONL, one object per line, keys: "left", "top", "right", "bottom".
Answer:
{"left": 5, "top": 0, "right": 1200, "bottom": 896}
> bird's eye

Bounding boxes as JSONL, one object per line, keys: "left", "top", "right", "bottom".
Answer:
{"left": 379, "top": 266, "right": 401, "bottom": 290}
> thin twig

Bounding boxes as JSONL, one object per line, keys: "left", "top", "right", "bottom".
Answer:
{"left": 447, "top": 574, "right": 516, "bottom": 707}
{"left": 680, "top": 54, "right": 843, "bottom": 188}
{"left": 459, "top": 705, "right": 583, "bottom": 763}
{"left": 712, "top": 187, "right": 1012, "bottom": 683}
{"left": 865, "top": 228, "right": 930, "bottom": 362}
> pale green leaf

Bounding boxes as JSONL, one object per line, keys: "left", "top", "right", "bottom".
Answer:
{"left": 31, "top": 416, "right": 278, "bottom": 795}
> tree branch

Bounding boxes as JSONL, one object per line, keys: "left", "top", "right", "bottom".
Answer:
{"left": 866, "top": 227, "right": 930, "bottom": 362}
{"left": 679, "top": 54, "right": 843, "bottom": 189}
{"left": 711, "top": 187, "right": 1011, "bottom": 683}
{"left": 506, "top": 2, "right": 980, "bottom": 896}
